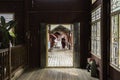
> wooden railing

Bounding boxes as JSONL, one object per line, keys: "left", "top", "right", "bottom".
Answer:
{"left": 0, "top": 45, "right": 27, "bottom": 80}
{"left": 0, "top": 49, "right": 9, "bottom": 80}
{"left": 11, "top": 45, "right": 27, "bottom": 75}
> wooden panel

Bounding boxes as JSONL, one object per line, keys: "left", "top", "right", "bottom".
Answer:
{"left": 33, "top": 0, "right": 90, "bottom": 11}
{"left": 109, "top": 66, "right": 120, "bottom": 80}
{"left": 0, "top": 1, "right": 24, "bottom": 12}
{"left": 11, "top": 45, "right": 27, "bottom": 72}
{"left": 28, "top": 12, "right": 89, "bottom": 25}
{"left": 26, "top": 0, "right": 91, "bottom": 24}
{"left": 29, "top": 27, "right": 40, "bottom": 67}
{"left": 0, "top": 0, "right": 23, "bottom": 1}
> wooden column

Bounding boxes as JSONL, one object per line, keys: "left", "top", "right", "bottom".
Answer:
{"left": 40, "top": 23, "right": 47, "bottom": 68}
{"left": 79, "top": 22, "right": 91, "bottom": 68}
{"left": 101, "top": 0, "right": 110, "bottom": 80}
{"left": 8, "top": 43, "right": 11, "bottom": 80}
{"left": 24, "top": 0, "right": 32, "bottom": 67}
{"left": 73, "top": 23, "right": 80, "bottom": 68}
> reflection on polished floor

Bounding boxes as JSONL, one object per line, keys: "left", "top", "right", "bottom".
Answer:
{"left": 48, "top": 48, "right": 73, "bottom": 67}
{"left": 17, "top": 68, "right": 99, "bottom": 80}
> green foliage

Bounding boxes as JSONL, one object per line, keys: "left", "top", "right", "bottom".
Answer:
{"left": 0, "top": 16, "right": 17, "bottom": 48}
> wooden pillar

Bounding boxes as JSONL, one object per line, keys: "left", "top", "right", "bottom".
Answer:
{"left": 8, "top": 43, "right": 11, "bottom": 80}
{"left": 24, "top": 0, "right": 32, "bottom": 67}
{"left": 40, "top": 23, "right": 47, "bottom": 68}
{"left": 73, "top": 23, "right": 80, "bottom": 68}
{"left": 101, "top": 0, "right": 110, "bottom": 80}
{"left": 79, "top": 22, "right": 91, "bottom": 68}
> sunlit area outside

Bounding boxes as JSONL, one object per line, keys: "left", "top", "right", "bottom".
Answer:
{"left": 47, "top": 24, "right": 73, "bottom": 67}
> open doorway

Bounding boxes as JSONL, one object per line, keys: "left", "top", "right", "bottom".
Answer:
{"left": 47, "top": 24, "right": 74, "bottom": 67}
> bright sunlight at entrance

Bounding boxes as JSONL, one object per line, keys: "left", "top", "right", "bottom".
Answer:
{"left": 47, "top": 24, "right": 74, "bottom": 67}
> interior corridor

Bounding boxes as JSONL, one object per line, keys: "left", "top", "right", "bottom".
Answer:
{"left": 1, "top": 0, "right": 118, "bottom": 80}
{"left": 17, "top": 68, "right": 99, "bottom": 80}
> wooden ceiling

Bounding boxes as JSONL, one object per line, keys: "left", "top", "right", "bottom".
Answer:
{"left": 28, "top": 0, "right": 91, "bottom": 24}
{"left": 0, "top": 0, "right": 91, "bottom": 24}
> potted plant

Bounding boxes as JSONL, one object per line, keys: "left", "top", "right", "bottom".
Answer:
{"left": 0, "top": 16, "right": 17, "bottom": 49}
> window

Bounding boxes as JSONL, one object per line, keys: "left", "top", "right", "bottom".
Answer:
{"left": 0, "top": 13, "right": 14, "bottom": 22}
{"left": 111, "top": 15, "right": 119, "bottom": 67}
{"left": 0, "top": 13, "right": 15, "bottom": 46}
{"left": 92, "top": 0, "right": 97, "bottom": 4}
{"left": 91, "top": 6, "right": 101, "bottom": 58}
{"left": 111, "top": 0, "right": 120, "bottom": 13}
{"left": 110, "top": 0, "right": 120, "bottom": 68}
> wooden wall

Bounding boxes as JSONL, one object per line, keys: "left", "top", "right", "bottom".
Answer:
{"left": 26, "top": 0, "right": 91, "bottom": 24}
{"left": 25, "top": 0, "right": 91, "bottom": 68}
{"left": 0, "top": 1, "right": 28, "bottom": 79}
{"left": 91, "top": 0, "right": 104, "bottom": 80}
{"left": 91, "top": 0, "right": 120, "bottom": 80}
{"left": 29, "top": 26, "right": 40, "bottom": 67}
{"left": 11, "top": 45, "right": 27, "bottom": 72}
{"left": 1, "top": 0, "right": 120, "bottom": 80}
{"left": 80, "top": 22, "right": 91, "bottom": 68}
{"left": 109, "top": 66, "right": 120, "bottom": 80}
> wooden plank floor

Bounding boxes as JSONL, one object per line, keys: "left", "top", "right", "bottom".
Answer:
{"left": 48, "top": 48, "right": 73, "bottom": 67}
{"left": 17, "top": 68, "right": 99, "bottom": 80}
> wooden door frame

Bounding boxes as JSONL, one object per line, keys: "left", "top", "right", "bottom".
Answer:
{"left": 46, "top": 24, "right": 74, "bottom": 68}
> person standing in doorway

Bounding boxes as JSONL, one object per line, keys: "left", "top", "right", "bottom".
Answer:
{"left": 61, "top": 37, "right": 66, "bottom": 49}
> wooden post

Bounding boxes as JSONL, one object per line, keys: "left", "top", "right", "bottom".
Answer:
{"left": 101, "top": 0, "right": 110, "bottom": 80}
{"left": 8, "top": 41, "right": 11, "bottom": 80}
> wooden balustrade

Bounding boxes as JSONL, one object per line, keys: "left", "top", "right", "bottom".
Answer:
{"left": 0, "top": 49, "right": 9, "bottom": 80}
{"left": 0, "top": 45, "right": 27, "bottom": 80}
{"left": 11, "top": 45, "right": 27, "bottom": 74}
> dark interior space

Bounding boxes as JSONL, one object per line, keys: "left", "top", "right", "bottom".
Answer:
{"left": 0, "top": 0, "right": 120, "bottom": 80}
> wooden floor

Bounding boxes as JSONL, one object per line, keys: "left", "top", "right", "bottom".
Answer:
{"left": 48, "top": 48, "right": 73, "bottom": 67}
{"left": 17, "top": 68, "right": 99, "bottom": 80}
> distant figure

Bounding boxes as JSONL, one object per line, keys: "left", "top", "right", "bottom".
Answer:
{"left": 61, "top": 37, "right": 66, "bottom": 49}
{"left": 54, "top": 39, "right": 58, "bottom": 47}
{"left": 57, "top": 39, "right": 61, "bottom": 48}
